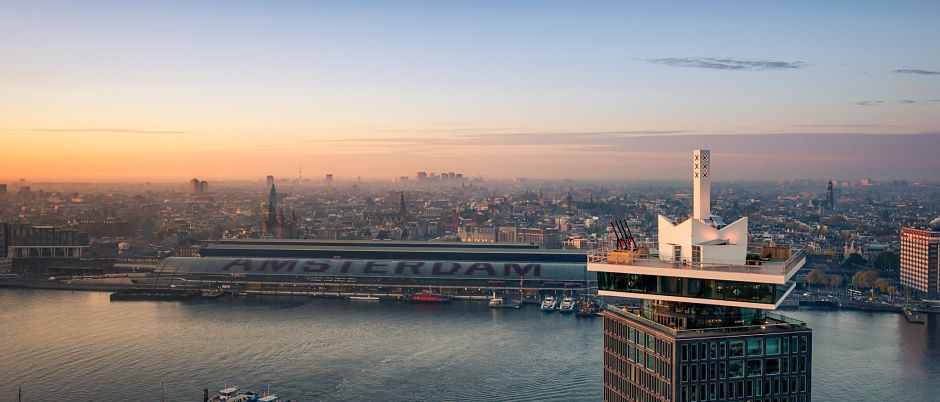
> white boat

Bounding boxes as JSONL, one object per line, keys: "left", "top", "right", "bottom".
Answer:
{"left": 540, "top": 296, "right": 557, "bottom": 312}
{"left": 488, "top": 292, "right": 503, "bottom": 307}
{"left": 559, "top": 297, "right": 577, "bottom": 314}
{"left": 349, "top": 295, "right": 380, "bottom": 301}
{"left": 488, "top": 292, "right": 522, "bottom": 309}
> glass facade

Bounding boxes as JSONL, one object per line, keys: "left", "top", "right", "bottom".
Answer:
{"left": 603, "top": 308, "right": 812, "bottom": 402}
{"left": 597, "top": 271, "right": 794, "bottom": 305}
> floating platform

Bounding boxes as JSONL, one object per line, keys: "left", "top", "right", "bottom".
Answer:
{"left": 110, "top": 288, "right": 200, "bottom": 301}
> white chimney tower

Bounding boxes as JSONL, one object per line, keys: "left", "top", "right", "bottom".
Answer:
{"left": 693, "top": 149, "right": 711, "bottom": 221}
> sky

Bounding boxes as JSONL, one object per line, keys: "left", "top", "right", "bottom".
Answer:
{"left": 1, "top": 0, "right": 939, "bottom": 182}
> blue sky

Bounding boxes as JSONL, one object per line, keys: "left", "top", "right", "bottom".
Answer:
{"left": 1, "top": 1, "right": 939, "bottom": 181}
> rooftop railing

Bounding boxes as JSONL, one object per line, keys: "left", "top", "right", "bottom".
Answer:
{"left": 605, "top": 305, "right": 808, "bottom": 337}
{"left": 587, "top": 243, "right": 805, "bottom": 278}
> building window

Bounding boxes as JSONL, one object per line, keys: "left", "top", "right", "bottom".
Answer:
{"left": 766, "top": 338, "right": 780, "bottom": 355}
{"left": 747, "top": 359, "right": 763, "bottom": 376}
{"left": 747, "top": 339, "right": 763, "bottom": 356}
{"left": 766, "top": 358, "right": 780, "bottom": 375}
{"left": 710, "top": 342, "right": 718, "bottom": 359}
{"left": 730, "top": 340, "right": 744, "bottom": 357}
{"left": 719, "top": 342, "right": 727, "bottom": 358}
{"left": 729, "top": 360, "right": 744, "bottom": 378}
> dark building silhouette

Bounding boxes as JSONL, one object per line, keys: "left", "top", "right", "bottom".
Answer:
{"left": 262, "top": 184, "right": 296, "bottom": 238}
{"left": 827, "top": 179, "right": 835, "bottom": 210}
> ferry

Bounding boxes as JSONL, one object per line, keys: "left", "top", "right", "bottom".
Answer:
{"left": 558, "top": 297, "right": 577, "bottom": 314}
{"left": 540, "top": 296, "right": 557, "bottom": 312}
{"left": 406, "top": 290, "right": 451, "bottom": 304}
{"left": 349, "top": 295, "right": 380, "bottom": 301}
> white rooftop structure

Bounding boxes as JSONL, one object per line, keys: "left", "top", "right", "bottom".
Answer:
{"left": 588, "top": 149, "right": 805, "bottom": 309}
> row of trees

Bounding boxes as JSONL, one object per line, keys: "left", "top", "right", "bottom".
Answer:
{"left": 806, "top": 268, "right": 895, "bottom": 295}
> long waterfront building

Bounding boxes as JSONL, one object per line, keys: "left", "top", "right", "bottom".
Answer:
{"left": 146, "top": 239, "right": 594, "bottom": 297}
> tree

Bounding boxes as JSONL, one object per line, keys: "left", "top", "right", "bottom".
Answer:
{"left": 852, "top": 270, "right": 880, "bottom": 289}
{"left": 807, "top": 269, "right": 829, "bottom": 287}
{"left": 843, "top": 253, "right": 867, "bottom": 269}
{"left": 874, "top": 251, "right": 899, "bottom": 273}
{"left": 874, "top": 278, "right": 890, "bottom": 293}
{"left": 830, "top": 275, "right": 843, "bottom": 288}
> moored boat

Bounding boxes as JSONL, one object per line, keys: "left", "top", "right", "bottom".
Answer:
{"left": 201, "top": 289, "right": 225, "bottom": 299}
{"left": 488, "top": 292, "right": 523, "bottom": 309}
{"left": 540, "top": 296, "right": 557, "bottom": 312}
{"left": 406, "top": 290, "right": 451, "bottom": 303}
{"left": 349, "top": 295, "right": 380, "bottom": 301}
{"left": 575, "top": 298, "right": 600, "bottom": 317}
{"left": 558, "top": 297, "right": 576, "bottom": 314}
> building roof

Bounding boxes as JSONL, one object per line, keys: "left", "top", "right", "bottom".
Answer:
{"left": 155, "top": 256, "right": 591, "bottom": 281}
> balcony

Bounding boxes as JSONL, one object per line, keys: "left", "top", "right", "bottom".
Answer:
{"left": 587, "top": 246, "right": 805, "bottom": 285}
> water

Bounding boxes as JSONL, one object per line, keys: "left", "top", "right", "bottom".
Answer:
{"left": 1, "top": 290, "right": 939, "bottom": 401}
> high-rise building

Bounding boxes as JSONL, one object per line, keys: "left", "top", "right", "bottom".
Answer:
{"left": 326, "top": 173, "right": 334, "bottom": 186}
{"left": 416, "top": 172, "right": 428, "bottom": 182}
{"left": 200, "top": 180, "right": 209, "bottom": 194}
{"left": 589, "top": 150, "right": 811, "bottom": 402}
{"left": 0, "top": 183, "right": 6, "bottom": 194}
{"left": 826, "top": 179, "right": 834, "bottom": 210}
{"left": 900, "top": 227, "right": 940, "bottom": 299}
{"left": 266, "top": 175, "right": 275, "bottom": 188}
{"left": 189, "top": 178, "right": 201, "bottom": 194}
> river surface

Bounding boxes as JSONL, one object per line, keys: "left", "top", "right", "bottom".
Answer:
{"left": 1, "top": 289, "right": 939, "bottom": 401}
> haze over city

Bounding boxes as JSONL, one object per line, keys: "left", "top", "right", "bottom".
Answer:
{"left": 2, "top": 1, "right": 939, "bottom": 182}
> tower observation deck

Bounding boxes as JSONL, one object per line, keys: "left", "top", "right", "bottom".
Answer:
{"left": 592, "top": 150, "right": 812, "bottom": 402}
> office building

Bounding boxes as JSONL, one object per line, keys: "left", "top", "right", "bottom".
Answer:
{"left": 589, "top": 150, "right": 811, "bottom": 402}
{"left": 900, "top": 226, "right": 940, "bottom": 299}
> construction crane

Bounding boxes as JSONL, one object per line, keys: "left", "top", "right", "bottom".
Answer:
{"left": 610, "top": 219, "right": 638, "bottom": 251}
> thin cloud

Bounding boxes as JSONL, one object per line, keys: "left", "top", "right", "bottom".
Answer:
{"left": 1, "top": 128, "right": 187, "bottom": 135}
{"left": 792, "top": 124, "right": 900, "bottom": 129}
{"left": 1, "top": 70, "right": 54, "bottom": 78}
{"left": 894, "top": 68, "right": 940, "bottom": 75}
{"left": 854, "top": 100, "right": 885, "bottom": 106}
{"left": 643, "top": 57, "right": 806, "bottom": 71}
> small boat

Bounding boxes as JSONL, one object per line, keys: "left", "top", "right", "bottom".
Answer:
{"left": 206, "top": 386, "right": 294, "bottom": 402}
{"left": 488, "top": 292, "right": 523, "bottom": 309}
{"left": 208, "top": 386, "right": 256, "bottom": 402}
{"left": 903, "top": 304, "right": 926, "bottom": 324}
{"left": 349, "top": 295, "right": 380, "bottom": 301}
{"left": 406, "top": 290, "right": 451, "bottom": 304}
{"left": 576, "top": 298, "right": 599, "bottom": 318}
{"left": 558, "top": 297, "right": 577, "bottom": 314}
{"left": 201, "top": 289, "right": 225, "bottom": 299}
{"left": 540, "top": 296, "right": 557, "bottom": 312}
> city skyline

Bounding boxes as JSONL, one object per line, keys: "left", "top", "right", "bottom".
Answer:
{"left": 3, "top": 1, "right": 939, "bottom": 180}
